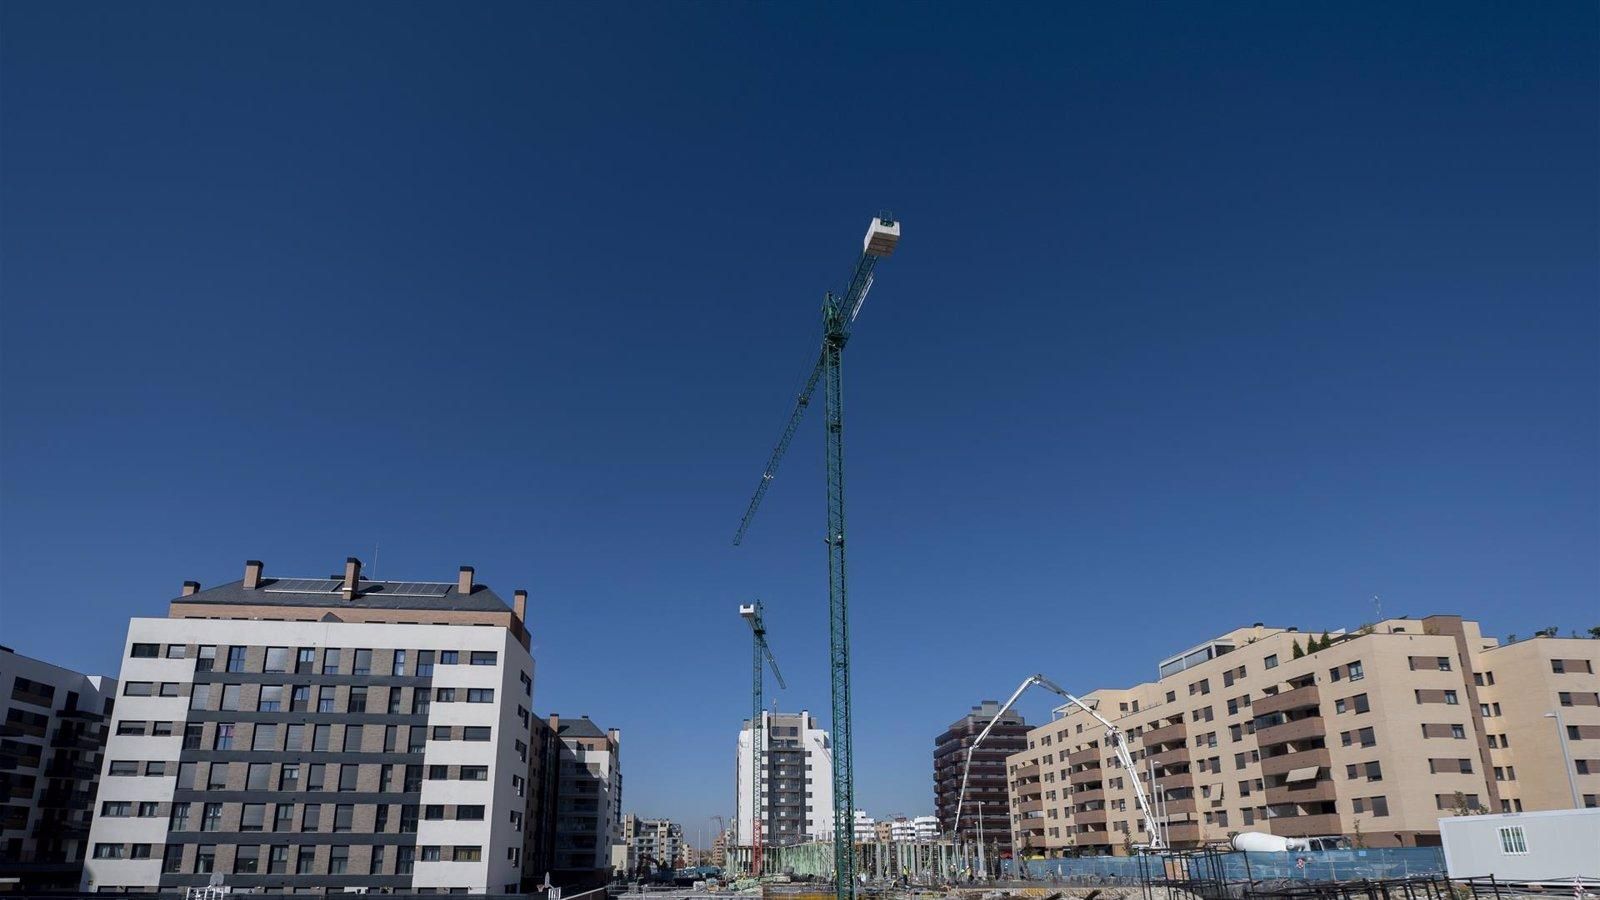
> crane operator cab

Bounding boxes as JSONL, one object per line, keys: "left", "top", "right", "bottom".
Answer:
{"left": 864, "top": 216, "right": 900, "bottom": 257}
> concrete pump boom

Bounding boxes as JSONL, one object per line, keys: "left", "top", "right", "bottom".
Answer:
{"left": 953, "top": 674, "right": 1164, "bottom": 855}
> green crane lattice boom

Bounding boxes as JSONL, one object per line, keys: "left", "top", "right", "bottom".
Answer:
{"left": 734, "top": 214, "right": 901, "bottom": 900}
{"left": 740, "top": 601, "right": 786, "bottom": 877}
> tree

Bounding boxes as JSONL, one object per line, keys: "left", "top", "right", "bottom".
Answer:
{"left": 1319, "top": 632, "right": 1332, "bottom": 651}
{"left": 1589, "top": 626, "right": 1600, "bottom": 640}
{"left": 1352, "top": 818, "right": 1367, "bottom": 849}
{"left": 1292, "top": 639, "right": 1305, "bottom": 659}
{"left": 1535, "top": 626, "right": 1559, "bottom": 639}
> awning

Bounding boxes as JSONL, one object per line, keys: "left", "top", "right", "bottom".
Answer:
{"left": 1285, "top": 765, "right": 1321, "bottom": 783}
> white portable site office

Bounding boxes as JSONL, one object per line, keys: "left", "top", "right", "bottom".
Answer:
{"left": 1438, "top": 808, "right": 1600, "bottom": 883}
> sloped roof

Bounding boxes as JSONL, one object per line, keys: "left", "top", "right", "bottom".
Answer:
{"left": 174, "top": 578, "right": 510, "bottom": 613}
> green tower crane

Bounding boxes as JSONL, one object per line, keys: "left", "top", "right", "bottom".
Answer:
{"left": 740, "top": 601, "right": 786, "bottom": 878}
{"left": 734, "top": 214, "right": 901, "bottom": 900}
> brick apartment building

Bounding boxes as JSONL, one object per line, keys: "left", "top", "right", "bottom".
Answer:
{"left": 1006, "top": 615, "right": 1600, "bottom": 856}
{"left": 935, "top": 700, "right": 1028, "bottom": 855}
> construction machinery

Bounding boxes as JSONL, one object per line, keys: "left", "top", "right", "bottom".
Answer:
{"left": 733, "top": 214, "right": 901, "bottom": 900}
{"left": 953, "top": 674, "right": 1164, "bottom": 870}
{"left": 740, "top": 601, "right": 786, "bottom": 877}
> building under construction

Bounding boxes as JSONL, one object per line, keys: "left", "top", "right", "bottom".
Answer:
{"left": 935, "top": 701, "right": 1028, "bottom": 856}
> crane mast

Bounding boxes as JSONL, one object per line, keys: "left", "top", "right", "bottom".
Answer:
{"left": 733, "top": 215, "right": 900, "bottom": 900}
{"left": 953, "top": 674, "right": 1164, "bottom": 867}
{"left": 740, "top": 601, "right": 785, "bottom": 877}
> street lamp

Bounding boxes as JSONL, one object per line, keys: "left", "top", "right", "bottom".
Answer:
{"left": 1543, "top": 710, "right": 1582, "bottom": 808}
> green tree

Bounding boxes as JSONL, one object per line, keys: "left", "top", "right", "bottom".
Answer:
{"left": 1292, "top": 639, "right": 1305, "bottom": 659}
{"left": 1588, "top": 626, "right": 1600, "bottom": 639}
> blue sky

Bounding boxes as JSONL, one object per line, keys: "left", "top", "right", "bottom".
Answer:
{"left": 1, "top": 2, "right": 1595, "bottom": 838}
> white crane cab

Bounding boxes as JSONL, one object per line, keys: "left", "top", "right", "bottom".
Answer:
{"left": 739, "top": 603, "right": 758, "bottom": 621}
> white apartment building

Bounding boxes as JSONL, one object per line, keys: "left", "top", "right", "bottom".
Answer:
{"left": 0, "top": 647, "right": 116, "bottom": 893}
{"left": 81, "top": 559, "right": 539, "bottom": 895}
{"left": 912, "top": 815, "right": 939, "bottom": 841}
{"left": 735, "top": 710, "right": 834, "bottom": 847}
{"left": 852, "top": 810, "right": 876, "bottom": 841}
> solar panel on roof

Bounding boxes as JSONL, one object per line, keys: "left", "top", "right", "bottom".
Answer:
{"left": 262, "top": 578, "right": 342, "bottom": 594}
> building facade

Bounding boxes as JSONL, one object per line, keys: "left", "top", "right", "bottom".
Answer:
{"left": 935, "top": 700, "right": 1028, "bottom": 855}
{"left": 852, "top": 810, "right": 876, "bottom": 842}
{"left": 621, "top": 815, "right": 683, "bottom": 870}
{"left": 81, "top": 558, "right": 539, "bottom": 894}
{"left": 549, "top": 715, "right": 622, "bottom": 880}
{"left": 735, "top": 710, "right": 834, "bottom": 846}
{"left": 1005, "top": 616, "right": 1600, "bottom": 857}
{"left": 0, "top": 647, "right": 116, "bottom": 892}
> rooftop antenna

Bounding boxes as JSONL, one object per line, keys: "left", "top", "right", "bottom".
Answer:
{"left": 1372, "top": 594, "right": 1382, "bottom": 621}
{"left": 372, "top": 542, "right": 379, "bottom": 580}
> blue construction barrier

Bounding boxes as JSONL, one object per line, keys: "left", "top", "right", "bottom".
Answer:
{"left": 1004, "top": 847, "right": 1447, "bottom": 882}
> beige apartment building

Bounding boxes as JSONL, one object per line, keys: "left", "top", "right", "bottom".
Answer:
{"left": 1006, "top": 615, "right": 1600, "bottom": 856}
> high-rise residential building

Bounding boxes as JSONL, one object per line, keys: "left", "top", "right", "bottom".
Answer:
{"left": 549, "top": 715, "right": 622, "bottom": 880}
{"left": 621, "top": 815, "right": 684, "bottom": 870}
{"left": 0, "top": 647, "right": 117, "bottom": 893}
{"left": 1005, "top": 616, "right": 1600, "bottom": 857}
{"left": 735, "top": 710, "right": 834, "bottom": 847}
{"left": 852, "top": 809, "right": 876, "bottom": 842}
{"left": 81, "top": 558, "right": 538, "bottom": 895}
{"left": 935, "top": 700, "right": 1028, "bottom": 854}
{"left": 708, "top": 828, "right": 731, "bottom": 867}
{"left": 912, "top": 815, "right": 939, "bottom": 841}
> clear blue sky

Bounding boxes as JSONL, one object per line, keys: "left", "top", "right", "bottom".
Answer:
{"left": 2, "top": 2, "right": 1595, "bottom": 839}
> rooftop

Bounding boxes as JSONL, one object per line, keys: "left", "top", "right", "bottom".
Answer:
{"left": 176, "top": 577, "right": 510, "bottom": 613}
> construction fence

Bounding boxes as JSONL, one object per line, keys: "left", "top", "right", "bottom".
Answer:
{"left": 1006, "top": 848, "right": 1448, "bottom": 882}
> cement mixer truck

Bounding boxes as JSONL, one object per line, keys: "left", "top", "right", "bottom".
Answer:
{"left": 1231, "top": 833, "right": 1351, "bottom": 852}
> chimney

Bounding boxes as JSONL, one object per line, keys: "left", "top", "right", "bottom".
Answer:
{"left": 457, "top": 566, "right": 474, "bottom": 595}
{"left": 548, "top": 714, "right": 560, "bottom": 734}
{"left": 342, "top": 557, "right": 362, "bottom": 601}
{"left": 181, "top": 581, "right": 201, "bottom": 597}
{"left": 607, "top": 727, "right": 621, "bottom": 747}
{"left": 513, "top": 589, "right": 527, "bottom": 623}
{"left": 243, "top": 560, "right": 264, "bottom": 590}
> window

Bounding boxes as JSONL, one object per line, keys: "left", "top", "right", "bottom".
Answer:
{"left": 369, "top": 844, "right": 386, "bottom": 875}
{"left": 416, "top": 650, "right": 434, "bottom": 676}
{"left": 470, "top": 650, "right": 497, "bottom": 666}
{"left": 163, "top": 845, "right": 184, "bottom": 873}
{"left": 1348, "top": 660, "right": 1364, "bottom": 680}
{"left": 296, "top": 846, "right": 316, "bottom": 874}
{"left": 189, "top": 683, "right": 212, "bottom": 709}
{"left": 306, "top": 763, "right": 325, "bottom": 791}
{"left": 421, "top": 845, "right": 443, "bottom": 861}
{"left": 1444, "top": 690, "right": 1459, "bottom": 705}
{"left": 118, "top": 721, "right": 147, "bottom": 736}
{"left": 348, "top": 686, "right": 368, "bottom": 713}
{"left": 1552, "top": 660, "right": 1566, "bottom": 674}
{"left": 268, "top": 845, "right": 289, "bottom": 874}
{"left": 226, "top": 646, "right": 247, "bottom": 673}
{"left": 1451, "top": 724, "right": 1466, "bottom": 739}
{"left": 213, "top": 723, "right": 235, "bottom": 750}
{"left": 435, "top": 688, "right": 456, "bottom": 703}
{"left": 247, "top": 762, "right": 271, "bottom": 789}
{"left": 284, "top": 723, "right": 305, "bottom": 750}
{"left": 467, "top": 688, "right": 494, "bottom": 703}
{"left": 201, "top": 802, "right": 223, "bottom": 831}
{"left": 1264, "top": 654, "right": 1278, "bottom": 669}
{"left": 457, "top": 804, "right": 485, "bottom": 820}
{"left": 296, "top": 647, "right": 316, "bottom": 673}
{"left": 166, "top": 644, "right": 187, "bottom": 659}
{"left": 313, "top": 724, "right": 331, "bottom": 751}
{"left": 274, "top": 804, "right": 294, "bottom": 831}
{"left": 392, "top": 649, "right": 407, "bottom": 676}
{"left": 432, "top": 726, "right": 452, "bottom": 741}
{"left": 94, "top": 843, "right": 125, "bottom": 859}
{"left": 323, "top": 648, "right": 342, "bottom": 674}
{"left": 343, "top": 725, "right": 364, "bottom": 752}
{"left": 123, "top": 681, "right": 153, "bottom": 697}
{"left": 1437, "top": 656, "right": 1452, "bottom": 671}
{"left": 397, "top": 846, "right": 416, "bottom": 875}
{"left": 109, "top": 760, "right": 138, "bottom": 776}
{"left": 195, "top": 844, "right": 217, "bottom": 874}
{"left": 334, "top": 804, "right": 355, "bottom": 833}
{"left": 462, "top": 765, "right": 488, "bottom": 781}
{"left": 425, "top": 804, "right": 446, "bottom": 820}
{"left": 131, "top": 643, "right": 159, "bottom": 658}
{"left": 412, "top": 691, "right": 431, "bottom": 715}
{"left": 387, "top": 687, "right": 402, "bottom": 714}
{"left": 207, "top": 762, "right": 228, "bottom": 790}
{"left": 252, "top": 723, "right": 278, "bottom": 751}
{"left": 138, "top": 801, "right": 160, "bottom": 817}
{"left": 439, "top": 650, "right": 459, "bottom": 665}
{"left": 329, "top": 845, "right": 350, "bottom": 874}
{"left": 264, "top": 646, "right": 290, "bottom": 673}
{"left": 290, "top": 685, "right": 310, "bottom": 712}
{"left": 258, "top": 685, "right": 284, "bottom": 711}
{"left": 1365, "top": 761, "right": 1382, "bottom": 781}
{"left": 353, "top": 649, "right": 373, "bottom": 675}
{"left": 318, "top": 686, "right": 336, "bottom": 713}
{"left": 196, "top": 645, "right": 217, "bottom": 671}
{"left": 240, "top": 803, "right": 266, "bottom": 831}
{"left": 169, "top": 802, "right": 191, "bottom": 831}
{"left": 102, "top": 801, "right": 132, "bottom": 817}
{"left": 159, "top": 681, "right": 180, "bottom": 697}
{"left": 400, "top": 804, "right": 419, "bottom": 833}
{"left": 339, "top": 764, "right": 359, "bottom": 791}
{"left": 428, "top": 765, "right": 449, "bottom": 780}
{"left": 453, "top": 846, "right": 482, "bottom": 862}
{"left": 152, "top": 721, "right": 174, "bottom": 736}
{"left": 463, "top": 726, "right": 490, "bottom": 741}
{"left": 1370, "top": 795, "right": 1389, "bottom": 816}
{"left": 302, "top": 803, "right": 321, "bottom": 831}
{"left": 219, "top": 684, "right": 241, "bottom": 710}
{"left": 1499, "top": 826, "right": 1528, "bottom": 855}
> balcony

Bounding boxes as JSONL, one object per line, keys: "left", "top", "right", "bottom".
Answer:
{"left": 1167, "top": 821, "right": 1202, "bottom": 843}
{"left": 1154, "top": 770, "right": 1194, "bottom": 790}
{"left": 1073, "top": 787, "right": 1105, "bottom": 803}
{"left": 1070, "top": 768, "right": 1103, "bottom": 787}
{"left": 1265, "top": 778, "right": 1337, "bottom": 806}
{"left": 1015, "top": 798, "right": 1045, "bottom": 814}
{"left": 1012, "top": 763, "right": 1040, "bottom": 780}
{"left": 1255, "top": 716, "right": 1325, "bottom": 747}
{"left": 1254, "top": 685, "right": 1320, "bottom": 717}
{"left": 1261, "top": 747, "right": 1330, "bottom": 779}
{"left": 1268, "top": 812, "right": 1343, "bottom": 838}
{"left": 1142, "top": 722, "right": 1187, "bottom": 748}
{"left": 1146, "top": 747, "right": 1190, "bottom": 768}
{"left": 1073, "top": 808, "right": 1108, "bottom": 824}
{"left": 1075, "top": 829, "right": 1113, "bottom": 846}
{"left": 1067, "top": 748, "right": 1098, "bottom": 766}
{"left": 1162, "top": 797, "right": 1197, "bottom": 815}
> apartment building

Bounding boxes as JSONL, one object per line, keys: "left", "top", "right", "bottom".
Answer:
{"left": 735, "top": 710, "right": 834, "bottom": 846}
{"left": 1006, "top": 616, "right": 1600, "bottom": 857}
{"left": 81, "top": 558, "right": 539, "bottom": 894}
{"left": 549, "top": 715, "right": 623, "bottom": 880}
{"left": 621, "top": 815, "right": 683, "bottom": 870}
{"left": 852, "top": 810, "right": 876, "bottom": 842}
{"left": 935, "top": 700, "right": 1028, "bottom": 853}
{"left": 0, "top": 647, "right": 117, "bottom": 893}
